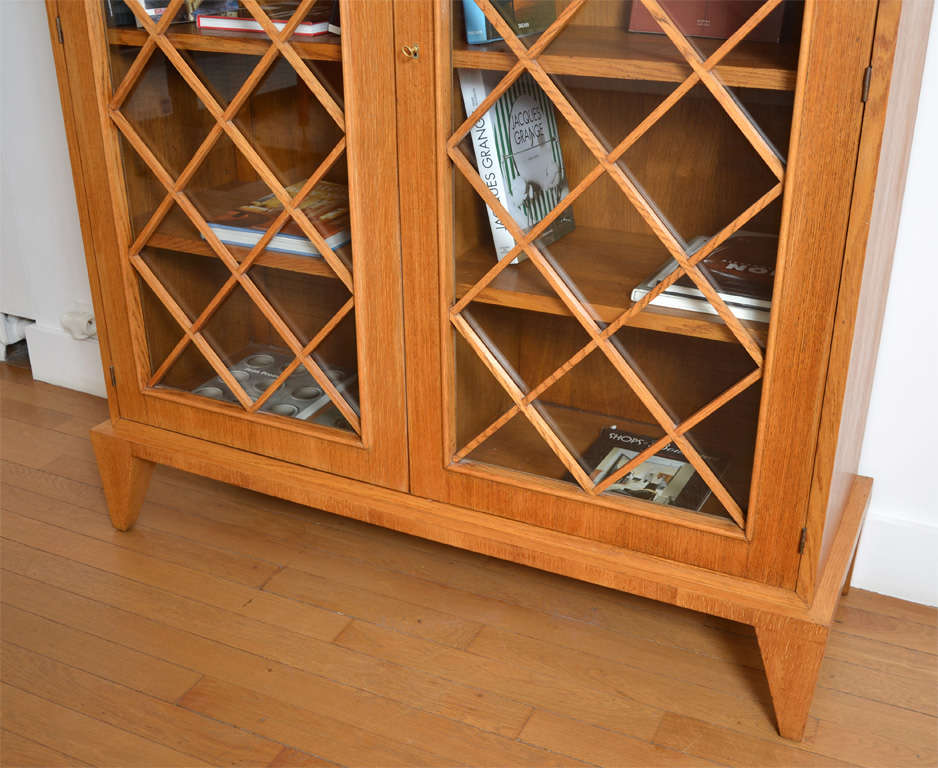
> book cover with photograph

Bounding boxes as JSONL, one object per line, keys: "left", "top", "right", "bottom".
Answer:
{"left": 462, "top": 0, "right": 557, "bottom": 45}
{"left": 580, "top": 425, "right": 719, "bottom": 512}
{"left": 205, "top": 180, "right": 350, "bottom": 257}
{"left": 458, "top": 69, "right": 574, "bottom": 262}
{"left": 630, "top": 232, "right": 777, "bottom": 323}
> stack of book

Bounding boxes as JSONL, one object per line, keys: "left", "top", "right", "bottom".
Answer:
{"left": 195, "top": 0, "right": 340, "bottom": 36}
{"left": 630, "top": 232, "right": 777, "bottom": 323}
{"left": 461, "top": 0, "right": 557, "bottom": 44}
{"left": 204, "top": 180, "right": 351, "bottom": 257}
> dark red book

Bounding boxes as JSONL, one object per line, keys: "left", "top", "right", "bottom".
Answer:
{"left": 628, "top": 1, "right": 784, "bottom": 43}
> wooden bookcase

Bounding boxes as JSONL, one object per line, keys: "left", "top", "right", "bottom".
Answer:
{"left": 46, "top": 0, "right": 932, "bottom": 741}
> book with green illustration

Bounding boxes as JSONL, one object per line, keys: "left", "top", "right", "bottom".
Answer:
{"left": 458, "top": 70, "right": 574, "bottom": 262}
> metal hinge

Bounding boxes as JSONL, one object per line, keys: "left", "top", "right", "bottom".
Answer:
{"left": 55, "top": 15, "right": 64, "bottom": 44}
{"left": 109, "top": 365, "right": 117, "bottom": 388}
{"left": 798, "top": 527, "right": 808, "bottom": 554}
{"left": 861, "top": 65, "right": 873, "bottom": 103}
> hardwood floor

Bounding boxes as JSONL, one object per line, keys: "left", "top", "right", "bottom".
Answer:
{"left": 1, "top": 362, "right": 935, "bottom": 768}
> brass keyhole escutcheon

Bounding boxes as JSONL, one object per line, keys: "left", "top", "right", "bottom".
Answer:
{"left": 401, "top": 44, "right": 419, "bottom": 59}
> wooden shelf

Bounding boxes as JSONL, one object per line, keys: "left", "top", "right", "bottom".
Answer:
{"left": 465, "top": 402, "right": 740, "bottom": 526}
{"left": 108, "top": 24, "right": 342, "bottom": 61}
{"left": 453, "top": 26, "right": 798, "bottom": 91}
{"left": 456, "top": 227, "right": 768, "bottom": 345}
{"left": 141, "top": 206, "right": 345, "bottom": 278}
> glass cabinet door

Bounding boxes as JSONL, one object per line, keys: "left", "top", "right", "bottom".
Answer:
{"left": 447, "top": 0, "right": 799, "bottom": 529}
{"left": 94, "top": 0, "right": 407, "bottom": 486}
{"left": 424, "top": 0, "right": 875, "bottom": 577}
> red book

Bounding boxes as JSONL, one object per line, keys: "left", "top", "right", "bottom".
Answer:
{"left": 628, "top": 1, "right": 784, "bottom": 43}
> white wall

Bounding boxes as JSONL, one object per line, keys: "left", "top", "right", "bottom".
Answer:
{"left": 0, "top": 3, "right": 935, "bottom": 602}
{"left": 853, "top": 2, "right": 938, "bottom": 607}
{"left": 1, "top": 0, "right": 105, "bottom": 396}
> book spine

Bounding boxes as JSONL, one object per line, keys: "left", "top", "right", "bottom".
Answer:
{"left": 633, "top": 283, "right": 771, "bottom": 310}
{"left": 462, "top": 0, "right": 495, "bottom": 44}
{"left": 458, "top": 70, "right": 517, "bottom": 262}
{"left": 328, "top": 0, "right": 340, "bottom": 35}
{"left": 196, "top": 15, "right": 328, "bottom": 36}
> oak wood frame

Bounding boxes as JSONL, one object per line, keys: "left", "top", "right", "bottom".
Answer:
{"left": 48, "top": 0, "right": 410, "bottom": 490}
{"left": 45, "top": 0, "right": 931, "bottom": 745}
{"left": 403, "top": 0, "right": 884, "bottom": 587}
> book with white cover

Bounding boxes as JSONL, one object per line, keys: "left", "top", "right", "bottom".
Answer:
{"left": 458, "top": 70, "right": 574, "bottom": 262}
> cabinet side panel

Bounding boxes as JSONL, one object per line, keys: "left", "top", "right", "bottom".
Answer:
{"left": 42, "top": 1, "right": 116, "bottom": 416}
{"left": 43, "top": 0, "right": 148, "bottom": 420}
{"left": 744, "top": 0, "right": 879, "bottom": 587}
{"left": 798, "top": 0, "right": 934, "bottom": 600}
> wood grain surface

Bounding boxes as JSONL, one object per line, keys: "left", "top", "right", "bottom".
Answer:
{"left": 2, "top": 364, "right": 936, "bottom": 765}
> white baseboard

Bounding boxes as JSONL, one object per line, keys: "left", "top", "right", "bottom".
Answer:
{"left": 24, "top": 323, "right": 106, "bottom": 398}
{"left": 851, "top": 512, "right": 938, "bottom": 606}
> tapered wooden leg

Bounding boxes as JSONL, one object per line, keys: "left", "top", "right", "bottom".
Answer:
{"left": 842, "top": 536, "right": 862, "bottom": 596}
{"left": 90, "top": 422, "right": 154, "bottom": 531}
{"left": 756, "top": 621, "right": 829, "bottom": 741}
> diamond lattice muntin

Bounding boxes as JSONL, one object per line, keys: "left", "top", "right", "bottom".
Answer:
{"left": 109, "top": 0, "right": 360, "bottom": 434}
{"left": 449, "top": 0, "right": 794, "bottom": 527}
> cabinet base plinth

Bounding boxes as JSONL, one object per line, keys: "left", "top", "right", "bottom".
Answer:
{"left": 92, "top": 417, "right": 870, "bottom": 741}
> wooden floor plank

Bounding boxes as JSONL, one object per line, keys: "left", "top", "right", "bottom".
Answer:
{"left": 3, "top": 481, "right": 283, "bottom": 588}
{"left": 269, "top": 554, "right": 763, "bottom": 687}
{"left": 263, "top": 565, "right": 484, "bottom": 649}
{"left": 806, "top": 716, "right": 937, "bottom": 768}
{"left": 3, "top": 458, "right": 310, "bottom": 565}
{"left": 652, "top": 713, "right": 853, "bottom": 768}
{"left": 1, "top": 419, "right": 76, "bottom": 469}
{"left": 0, "top": 509, "right": 350, "bottom": 642}
{"left": 2, "top": 370, "right": 936, "bottom": 768}
{"left": 520, "top": 709, "right": 721, "bottom": 767}
{"left": 0, "top": 364, "right": 105, "bottom": 412}
{"left": 267, "top": 745, "right": 341, "bottom": 767}
{"left": 1, "top": 642, "right": 284, "bottom": 766}
{"left": 179, "top": 676, "right": 470, "bottom": 768}
{"left": 0, "top": 603, "right": 201, "bottom": 702}
{"left": 808, "top": 686, "right": 938, "bottom": 760}
{"left": 0, "top": 728, "right": 91, "bottom": 768}
{"left": 464, "top": 622, "right": 792, "bottom": 741}
{"left": 825, "top": 629, "right": 938, "bottom": 681}
{"left": 833, "top": 604, "right": 938, "bottom": 654}
{"left": 46, "top": 450, "right": 763, "bottom": 670}
{"left": 333, "top": 618, "right": 668, "bottom": 740}
{"left": 840, "top": 588, "right": 938, "bottom": 627}
{"left": 818, "top": 651, "right": 936, "bottom": 716}
{"left": 0, "top": 683, "right": 210, "bottom": 767}
{"left": 0, "top": 564, "right": 541, "bottom": 752}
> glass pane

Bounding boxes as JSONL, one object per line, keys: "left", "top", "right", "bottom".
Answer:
{"left": 112, "top": 45, "right": 216, "bottom": 179}
{"left": 137, "top": 275, "right": 186, "bottom": 377}
{"left": 107, "top": 2, "right": 356, "bottom": 434}
{"left": 448, "top": 0, "right": 805, "bottom": 525}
